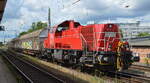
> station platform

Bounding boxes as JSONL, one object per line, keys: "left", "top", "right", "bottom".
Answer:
{"left": 0, "top": 56, "right": 17, "bottom": 83}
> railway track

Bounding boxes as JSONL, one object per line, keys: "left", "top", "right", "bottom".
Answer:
{"left": 1, "top": 50, "right": 64, "bottom": 83}
{"left": 104, "top": 71, "right": 150, "bottom": 83}
{"left": 130, "top": 64, "right": 150, "bottom": 72}
{"left": 118, "top": 71, "right": 150, "bottom": 83}
{"left": 8, "top": 49, "right": 150, "bottom": 83}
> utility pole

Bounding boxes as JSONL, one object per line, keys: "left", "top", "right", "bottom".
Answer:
{"left": 48, "top": 8, "right": 51, "bottom": 29}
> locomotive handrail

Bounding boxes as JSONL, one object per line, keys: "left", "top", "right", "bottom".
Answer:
{"left": 94, "top": 32, "right": 122, "bottom": 34}
{"left": 94, "top": 31, "right": 122, "bottom": 51}
{"left": 106, "top": 34, "right": 111, "bottom": 51}
{"left": 55, "top": 33, "right": 80, "bottom": 38}
{"left": 80, "top": 33, "right": 88, "bottom": 56}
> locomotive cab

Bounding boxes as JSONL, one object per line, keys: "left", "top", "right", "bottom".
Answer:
{"left": 44, "top": 20, "right": 83, "bottom": 63}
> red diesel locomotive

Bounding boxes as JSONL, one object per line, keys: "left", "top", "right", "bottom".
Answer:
{"left": 43, "top": 20, "right": 139, "bottom": 71}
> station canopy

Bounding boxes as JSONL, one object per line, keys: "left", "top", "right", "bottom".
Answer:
{"left": 0, "top": 0, "right": 7, "bottom": 23}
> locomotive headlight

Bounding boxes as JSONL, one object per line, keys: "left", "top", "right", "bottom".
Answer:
{"left": 97, "top": 55, "right": 109, "bottom": 63}
{"left": 108, "top": 44, "right": 112, "bottom": 51}
{"left": 97, "top": 55, "right": 114, "bottom": 64}
{"left": 108, "top": 44, "right": 112, "bottom": 50}
{"left": 108, "top": 24, "right": 113, "bottom": 28}
{"left": 103, "top": 57, "right": 109, "bottom": 62}
{"left": 108, "top": 44, "right": 112, "bottom": 48}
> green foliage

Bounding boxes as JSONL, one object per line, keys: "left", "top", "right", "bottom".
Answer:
{"left": 18, "top": 21, "right": 47, "bottom": 37}
{"left": 0, "top": 42, "right": 3, "bottom": 47}
{"left": 137, "top": 32, "right": 150, "bottom": 37}
{"left": 18, "top": 31, "right": 27, "bottom": 37}
{"left": 144, "top": 58, "right": 149, "bottom": 66}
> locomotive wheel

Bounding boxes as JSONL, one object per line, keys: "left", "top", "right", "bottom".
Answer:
{"left": 47, "top": 53, "right": 54, "bottom": 62}
{"left": 41, "top": 51, "right": 48, "bottom": 59}
{"left": 80, "top": 64, "right": 86, "bottom": 72}
{"left": 51, "top": 53, "right": 55, "bottom": 62}
{"left": 94, "top": 69, "right": 105, "bottom": 77}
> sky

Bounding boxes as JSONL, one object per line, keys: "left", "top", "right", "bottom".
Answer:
{"left": 0, "top": 0, "right": 150, "bottom": 42}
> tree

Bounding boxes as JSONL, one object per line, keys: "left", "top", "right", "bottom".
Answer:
{"left": 18, "top": 21, "right": 47, "bottom": 37}
{"left": 137, "top": 32, "right": 150, "bottom": 37}
{"left": 18, "top": 31, "right": 27, "bottom": 37}
{"left": 31, "top": 22, "right": 36, "bottom": 30}
{"left": 0, "top": 42, "right": 3, "bottom": 46}
{"left": 0, "top": 26, "right": 5, "bottom": 31}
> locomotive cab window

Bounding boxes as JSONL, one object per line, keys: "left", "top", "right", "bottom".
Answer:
{"left": 56, "top": 26, "right": 68, "bottom": 32}
{"left": 56, "top": 21, "right": 70, "bottom": 32}
{"left": 74, "top": 22, "right": 81, "bottom": 28}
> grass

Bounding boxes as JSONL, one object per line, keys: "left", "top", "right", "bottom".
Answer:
{"left": 22, "top": 55, "right": 106, "bottom": 83}
{"left": 144, "top": 58, "right": 150, "bottom": 66}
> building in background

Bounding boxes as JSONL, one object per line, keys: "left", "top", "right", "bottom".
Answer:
{"left": 130, "top": 37, "right": 150, "bottom": 64}
{"left": 116, "top": 21, "right": 150, "bottom": 38}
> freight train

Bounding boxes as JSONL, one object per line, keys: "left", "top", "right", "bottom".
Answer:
{"left": 8, "top": 20, "right": 140, "bottom": 71}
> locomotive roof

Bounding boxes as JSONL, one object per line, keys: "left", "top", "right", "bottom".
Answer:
{"left": 19, "top": 29, "right": 43, "bottom": 40}
{"left": 57, "top": 20, "right": 80, "bottom": 27}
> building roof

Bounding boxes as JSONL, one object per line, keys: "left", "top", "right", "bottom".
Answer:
{"left": 129, "top": 36, "right": 150, "bottom": 47}
{"left": 0, "top": 0, "right": 7, "bottom": 23}
{"left": 39, "top": 28, "right": 48, "bottom": 38}
{"left": 130, "top": 40, "right": 150, "bottom": 47}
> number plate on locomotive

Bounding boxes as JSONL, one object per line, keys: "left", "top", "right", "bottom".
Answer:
{"left": 105, "top": 32, "right": 116, "bottom": 37}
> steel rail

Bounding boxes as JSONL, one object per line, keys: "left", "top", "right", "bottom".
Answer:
{"left": 131, "top": 64, "right": 150, "bottom": 72}
{"left": 1, "top": 52, "right": 33, "bottom": 83}
{"left": 2, "top": 51, "right": 65, "bottom": 83}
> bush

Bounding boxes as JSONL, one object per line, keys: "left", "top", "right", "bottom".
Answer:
{"left": 137, "top": 32, "right": 150, "bottom": 37}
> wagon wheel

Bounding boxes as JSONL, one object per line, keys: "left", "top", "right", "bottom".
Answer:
{"left": 40, "top": 49, "right": 48, "bottom": 59}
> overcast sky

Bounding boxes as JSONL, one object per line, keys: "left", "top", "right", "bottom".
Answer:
{"left": 0, "top": 0, "right": 150, "bottom": 42}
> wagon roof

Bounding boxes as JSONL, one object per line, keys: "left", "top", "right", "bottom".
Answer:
{"left": 19, "top": 29, "right": 43, "bottom": 40}
{"left": 11, "top": 38, "right": 20, "bottom": 42}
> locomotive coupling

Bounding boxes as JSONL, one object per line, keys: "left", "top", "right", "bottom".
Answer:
{"left": 131, "top": 52, "right": 140, "bottom": 62}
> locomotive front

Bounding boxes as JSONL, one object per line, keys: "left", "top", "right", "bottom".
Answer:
{"left": 80, "top": 24, "right": 140, "bottom": 71}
